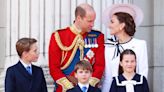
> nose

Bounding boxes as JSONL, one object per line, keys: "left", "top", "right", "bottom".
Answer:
{"left": 82, "top": 72, "right": 87, "bottom": 76}
{"left": 108, "top": 23, "right": 112, "bottom": 28}
{"left": 37, "top": 51, "right": 40, "bottom": 55}
{"left": 127, "top": 62, "right": 133, "bottom": 66}
{"left": 90, "top": 22, "right": 94, "bottom": 27}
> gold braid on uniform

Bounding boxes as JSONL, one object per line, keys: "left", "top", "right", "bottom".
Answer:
{"left": 54, "top": 28, "right": 84, "bottom": 70}
{"left": 56, "top": 77, "right": 74, "bottom": 92}
{"left": 89, "top": 77, "right": 100, "bottom": 87}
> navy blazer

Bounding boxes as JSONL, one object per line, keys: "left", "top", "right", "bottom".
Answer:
{"left": 66, "top": 84, "right": 101, "bottom": 92}
{"left": 109, "top": 74, "right": 149, "bottom": 92}
{"left": 5, "top": 61, "right": 48, "bottom": 92}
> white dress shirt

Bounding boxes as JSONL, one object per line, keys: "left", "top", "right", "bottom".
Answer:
{"left": 20, "top": 59, "right": 32, "bottom": 73}
{"left": 78, "top": 82, "right": 89, "bottom": 92}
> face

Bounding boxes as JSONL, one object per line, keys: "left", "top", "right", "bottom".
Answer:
{"left": 25, "top": 43, "right": 39, "bottom": 62}
{"left": 120, "top": 54, "right": 136, "bottom": 74}
{"left": 75, "top": 68, "right": 92, "bottom": 84}
{"left": 108, "top": 15, "right": 124, "bottom": 35}
{"left": 79, "top": 10, "right": 96, "bottom": 33}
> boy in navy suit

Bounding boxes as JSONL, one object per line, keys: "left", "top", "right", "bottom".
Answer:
{"left": 66, "top": 60, "right": 101, "bottom": 92}
{"left": 5, "top": 38, "right": 47, "bottom": 92}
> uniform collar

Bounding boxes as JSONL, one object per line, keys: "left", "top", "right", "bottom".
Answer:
{"left": 70, "top": 24, "right": 82, "bottom": 35}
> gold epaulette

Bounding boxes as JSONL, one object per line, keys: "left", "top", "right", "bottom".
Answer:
{"left": 89, "top": 77, "right": 100, "bottom": 87}
{"left": 56, "top": 77, "right": 74, "bottom": 92}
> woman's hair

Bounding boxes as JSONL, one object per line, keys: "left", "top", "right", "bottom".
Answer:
{"left": 114, "top": 12, "right": 136, "bottom": 36}
{"left": 119, "top": 49, "right": 136, "bottom": 75}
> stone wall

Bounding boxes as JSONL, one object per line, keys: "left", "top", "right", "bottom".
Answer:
{"left": 1, "top": 0, "right": 164, "bottom": 92}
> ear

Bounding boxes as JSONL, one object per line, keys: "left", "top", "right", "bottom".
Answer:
{"left": 90, "top": 72, "right": 93, "bottom": 77}
{"left": 22, "top": 51, "right": 28, "bottom": 58}
{"left": 119, "top": 61, "right": 123, "bottom": 66}
{"left": 77, "top": 15, "right": 82, "bottom": 21}
{"left": 74, "top": 73, "right": 78, "bottom": 78}
{"left": 120, "top": 23, "right": 125, "bottom": 30}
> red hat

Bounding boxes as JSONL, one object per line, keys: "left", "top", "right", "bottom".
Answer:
{"left": 102, "top": 4, "right": 144, "bottom": 27}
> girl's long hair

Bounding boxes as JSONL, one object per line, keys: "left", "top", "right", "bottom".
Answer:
{"left": 118, "top": 49, "right": 136, "bottom": 75}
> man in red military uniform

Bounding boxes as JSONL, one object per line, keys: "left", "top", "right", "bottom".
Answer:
{"left": 49, "top": 3, "right": 105, "bottom": 92}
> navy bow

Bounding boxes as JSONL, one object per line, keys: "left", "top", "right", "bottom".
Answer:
{"left": 105, "top": 36, "right": 124, "bottom": 60}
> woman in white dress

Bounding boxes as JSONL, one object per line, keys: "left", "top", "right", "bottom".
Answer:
{"left": 101, "top": 4, "right": 148, "bottom": 92}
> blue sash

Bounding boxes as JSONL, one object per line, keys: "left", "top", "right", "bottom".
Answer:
{"left": 62, "top": 30, "right": 101, "bottom": 75}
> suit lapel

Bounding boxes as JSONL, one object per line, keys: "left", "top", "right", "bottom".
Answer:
{"left": 75, "top": 85, "right": 83, "bottom": 92}
{"left": 15, "top": 61, "right": 33, "bottom": 91}
{"left": 16, "top": 61, "right": 32, "bottom": 79}
{"left": 87, "top": 85, "right": 94, "bottom": 92}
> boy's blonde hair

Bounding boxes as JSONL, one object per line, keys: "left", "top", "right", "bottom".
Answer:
{"left": 74, "top": 60, "right": 93, "bottom": 73}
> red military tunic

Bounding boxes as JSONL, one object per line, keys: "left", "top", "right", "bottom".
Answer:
{"left": 49, "top": 26, "right": 105, "bottom": 92}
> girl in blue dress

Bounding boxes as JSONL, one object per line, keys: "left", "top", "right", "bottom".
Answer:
{"left": 109, "top": 49, "right": 149, "bottom": 92}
